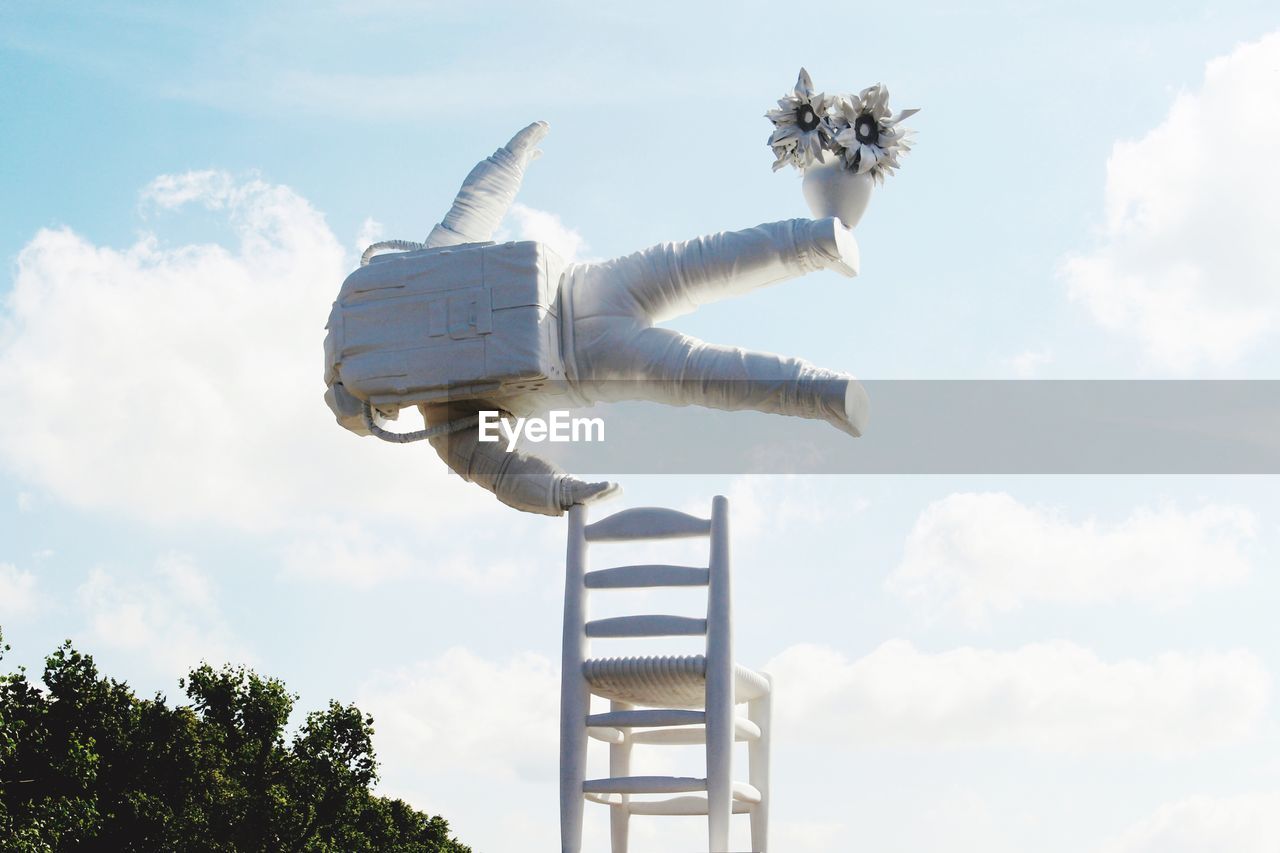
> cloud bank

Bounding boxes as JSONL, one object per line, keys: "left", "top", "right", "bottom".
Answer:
{"left": 1099, "top": 791, "right": 1280, "bottom": 853}
{"left": 75, "top": 553, "right": 250, "bottom": 680}
{"left": 888, "top": 492, "right": 1254, "bottom": 624}
{"left": 767, "top": 639, "right": 1268, "bottom": 756}
{"left": 1064, "top": 31, "right": 1280, "bottom": 368}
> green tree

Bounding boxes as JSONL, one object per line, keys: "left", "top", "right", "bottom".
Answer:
{"left": 0, "top": 631, "right": 471, "bottom": 852}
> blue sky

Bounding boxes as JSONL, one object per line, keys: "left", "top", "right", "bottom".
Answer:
{"left": 4, "top": 2, "right": 1280, "bottom": 850}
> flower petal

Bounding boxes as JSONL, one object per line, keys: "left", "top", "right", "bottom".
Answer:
{"left": 795, "top": 67, "right": 815, "bottom": 99}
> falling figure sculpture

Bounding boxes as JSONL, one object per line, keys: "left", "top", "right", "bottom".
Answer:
{"left": 324, "top": 122, "right": 868, "bottom": 515}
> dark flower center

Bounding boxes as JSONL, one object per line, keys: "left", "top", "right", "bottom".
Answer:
{"left": 855, "top": 114, "right": 878, "bottom": 145}
{"left": 796, "top": 104, "right": 820, "bottom": 132}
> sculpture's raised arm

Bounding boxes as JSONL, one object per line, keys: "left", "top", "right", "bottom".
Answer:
{"left": 424, "top": 121, "right": 549, "bottom": 248}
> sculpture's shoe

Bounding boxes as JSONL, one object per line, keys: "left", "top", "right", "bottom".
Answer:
{"left": 809, "top": 216, "right": 860, "bottom": 278}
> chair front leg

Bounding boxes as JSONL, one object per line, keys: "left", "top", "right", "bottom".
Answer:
{"left": 609, "top": 700, "right": 634, "bottom": 853}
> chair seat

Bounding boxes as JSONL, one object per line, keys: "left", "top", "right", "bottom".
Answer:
{"left": 583, "top": 655, "right": 770, "bottom": 709}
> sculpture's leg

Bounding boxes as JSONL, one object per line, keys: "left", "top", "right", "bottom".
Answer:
{"left": 572, "top": 325, "right": 868, "bottom": 437}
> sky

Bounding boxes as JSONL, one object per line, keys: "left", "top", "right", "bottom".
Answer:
{"left": 2, "top": 1, "right": 1280, "bottom": 850}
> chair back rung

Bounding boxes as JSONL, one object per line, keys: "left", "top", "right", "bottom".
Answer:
{"left": 584, "top": 507, "right": 712, "bottom": 542}
{"left": 584, "top": 564, "right": 710, "bottom": 589}
{"left": 585, "top": 614, "right": 707, "bottom": 638}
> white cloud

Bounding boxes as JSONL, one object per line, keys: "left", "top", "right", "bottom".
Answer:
{"left": 354, "top": 216, "right": 384, "bottom": 256}
{"left": 888, "top": 492, "right": 1254, "bottom": 624}
{"left": 1098, "top": 791, "right": 1280, "bottom": 853}
{"left": 76, "top": 553, "right": 251, "bottom": 678}
{"left": 141, "top": 170, "right": 236, "bottom": 209}
{"left": 277, "top": 517, "right": 416, "bottom": 587}
{"left": 0, "top": 563, "right": 41, "bottom": 620}
{"left": 725, "top": 475, "right": 868, "bottom": 544}
{"left": 161, "top": 68, "right": 584, "bottom": 119}
{"left": 766, "top": 640, "right": 1269, "bottom": 756}
{"left": 500, "top": 202, "right": 590, "bottom": 263}
{"left": 771, "top": 819, "right": 852, "bottom": 853}
{"left": 1063, "top": 31, "right": 1280, "bottom": 368}
{"left": 0, "top": 171, "right": 497, "bottom": 541}
{"left": 278, "top": 504, "right": 564, "bottom": 590}
{"left": 1007, "top": 347, "right": 1052, "bottom": 378}
{"left": 358, "top": 647, "right": 560, "bottom": 782}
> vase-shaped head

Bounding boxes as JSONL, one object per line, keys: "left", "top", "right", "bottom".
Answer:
{"left": 801, "top": 153, "right": 874, "bottom": 229}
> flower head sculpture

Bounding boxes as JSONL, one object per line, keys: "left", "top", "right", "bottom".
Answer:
{"left": 765, "top": 71, "right": 919, "bottom": 183}
{"left": 765, "top": 68, "right": 837, "bottom": 172}
{"left": 831, "top": 83, "right": 920, "bottom": 184}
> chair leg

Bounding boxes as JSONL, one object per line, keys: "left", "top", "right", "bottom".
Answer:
{"left": 748, "top": 677, "right": 772, "bottom": 853}
{"left": 560, "top": 680, "right": 590, "bottom": 853}
{"left": 562, "top": 505, "right": 589, "bottom": 853}
{"left": 705, "top": 688, "right": 733, "bottom": 850}
{"left": 609, "top": 700, "right": 633, "bottom": 853}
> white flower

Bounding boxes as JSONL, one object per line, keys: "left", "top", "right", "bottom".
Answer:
{"left": 831, "top": 83, "right": 919, "bottom": 184}
{"left": 765, "top": 68, "right": 838, "bottom": 172}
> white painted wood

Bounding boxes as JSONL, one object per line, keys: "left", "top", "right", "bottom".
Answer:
{"left": 584, "top": 776, "right": 707, "bottom": 795}
{"left": 609, "top": 701, "right": 633, "bottom": 853}
{"left": 584, "top": 507, "right": 712, "bottom": 542}
{"left": 561, "top": 496, "right": 774, "bottom": 853}
{"left": 749, "top": 673, "right": 773, "bottom": 852}
{"left": 628, "top": 717, "right": 761, "bottom": 745}
{"left": 704, "top": 495, "right": 734, "bottom": 852}
{"left": 587, "top": 726, "right": 625, "bottom": 743}
{"left": 627, "top": 797, "right": 755, "bottom": 816}
{"left": 584, "top": 564, "right": 710, "bottom": 589}
{"left": 560, "top": 505, "right": 590, "bottom": 853}
{"left": 587, "top": 709, "right": 706, "bottom": 728}
{"left": 585, "top": 614, "right": 707, "bottom": 638}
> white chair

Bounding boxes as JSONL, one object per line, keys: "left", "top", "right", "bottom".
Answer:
{"left": 560, "top": 496, "right": 772, "bottom": 852}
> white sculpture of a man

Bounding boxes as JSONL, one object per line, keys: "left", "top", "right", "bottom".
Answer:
{"left": 330, "top": 121, "right": 868, "bottom": 516}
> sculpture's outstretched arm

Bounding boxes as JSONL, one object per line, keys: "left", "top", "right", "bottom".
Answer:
{"left": 424, "top": 121, "right": 549, "bottom": 249}
{"left": 422, "top": 403, "right": 618, "bottom": 516}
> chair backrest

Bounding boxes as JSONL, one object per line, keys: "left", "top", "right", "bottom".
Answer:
{"left": 563, "top": 496, "right": 732, "bottom": 707}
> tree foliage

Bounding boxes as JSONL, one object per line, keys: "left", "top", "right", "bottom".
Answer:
{"left": 0, "top": 630, "right": 471, "bottom": 852}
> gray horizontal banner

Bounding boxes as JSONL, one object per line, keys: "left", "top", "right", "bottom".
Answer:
{"left": 423, "top": 381, "right": 1280, "bottom": 475}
